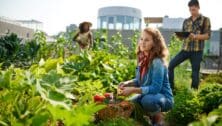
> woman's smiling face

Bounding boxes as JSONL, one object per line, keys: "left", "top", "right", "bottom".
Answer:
{"left": 139, "top": 31, "right": 154, "bottom": 52}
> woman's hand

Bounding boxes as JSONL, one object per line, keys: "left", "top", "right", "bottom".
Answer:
{"left": 118, "top": 81, "right": 129, "bottom": 90}
{"left": 120, "top": 87, "right": 135, "bottom": 96}
{"left": 119, "top": 87, "right": 142, "bottom": 96}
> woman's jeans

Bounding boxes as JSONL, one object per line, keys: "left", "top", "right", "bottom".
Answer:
{"left": 168, "top": 50, "right": 203, "bottom": 89}
{"left": 131, "top": 94, "right": 173, "bottom": 115}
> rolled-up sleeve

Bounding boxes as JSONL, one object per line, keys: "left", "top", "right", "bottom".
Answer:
{"left": 182, "top": 19, "right": 187, "bottom": 32}
{"left": 133, "top": 66, "right": 140, "bottom": 86}
{"left": 133, "top": 78, "right": 139, "bottom": 86}
{"left": 140, "top": 59, "right": 164, "bottom": 95}
{"left": 203, "top": 17, "right": 211, "bottom": 38}
{"left": 141, "top": 86, "right": 149, "bottom": 94}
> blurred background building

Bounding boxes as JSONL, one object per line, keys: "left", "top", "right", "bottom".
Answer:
{"left": 16, "top": 19, "right": 43, "bottom": 31}
{"left": 0, "top": 16, "right": 36, "bottom": 39}
{"left": 0, "top": 16, "right": 55, "bottom": 42}
{"left": 97, "top": 6, "right": 142, "bottom": 47}
{"left": 0, "top": 16, "right": 44, "bottom": 39}
{"left": 97, "top": 6, "right": 142, "bottom": 30}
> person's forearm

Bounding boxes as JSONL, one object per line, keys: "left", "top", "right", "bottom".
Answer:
{"left": 125, "top": 80, "right": 136, "bottom": 86}
{"left": 73, "top": 33, "right": 79, "bottom": 41}
{"left": 195, "top": 33, "right": 210, "bottom": 41}
{"left": 73, "top": 36, "right": 78, "bottom": 41}
{"left": 90, "top": 40, "right": 93, "bottom": 48}
{"left": 132, "top": 87, "right": 142, "bottom": 94}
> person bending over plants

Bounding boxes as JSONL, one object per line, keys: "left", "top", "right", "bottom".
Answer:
{"left": 118, "top": 27, "right": 174, "bottom": 126}
{"left": 73, "top": 21, "right": 93, "bottom": 50}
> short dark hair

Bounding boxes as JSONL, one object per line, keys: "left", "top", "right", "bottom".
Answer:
{"left": 188, "top": 0, "right": 200, "bottom": 7}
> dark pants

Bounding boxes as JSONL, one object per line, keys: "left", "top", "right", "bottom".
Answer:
{"left": 168, "top": 50, "right": 203, "bottom": 89}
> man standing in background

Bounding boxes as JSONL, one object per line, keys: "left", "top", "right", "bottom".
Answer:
{"left": 168, "top": 0, "right": 211, "bottom": 90}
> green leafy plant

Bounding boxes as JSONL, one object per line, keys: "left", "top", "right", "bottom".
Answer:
{"left": 0, "top": 33, "right": 41, "bottom": 69}
{"left": 0, "top": 67, "right": 47, "bottom": 125}
{"left": 0, "top": 33, "right": 20, "bottom": 61}
{"left": 63, "top": 51, "right": 136, "bottom": 88}
{"left": 47, "top": 103, "right": 106, "bottom": 126}
{"left": 189, "top": 104, "right": 222, "bottom": 126}
{"left": 166, "top": 88, "right": 203, "bottom": 126}
{"left": 95, "top": 117, "right": 137, "bottom": 126}
{"left": 109, "top": 32, "right": 128, "bottom": 57}
{"left": 1, "top": 30, "right": 222, "bottom": 126}
{"left": 93, "top": 29, "right": 109, "bottom": 51}
{"left": 198, "top": 83, "right": 222, "bottom": 113}
{"left": 128, "top": 30, "right": 139, "bottom": 59}
{"left": 201, "top": 73, "right": 222, "bottom": 85}
{"left": 0, "top": 58, "right": 106, "bottom": 126}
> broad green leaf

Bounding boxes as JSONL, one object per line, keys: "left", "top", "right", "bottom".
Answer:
{"left": 31, "top": 112, "right": 50, "bottom": 126}
{"left": 102, "top": 63, "right": 114, "bottom": 72}
{"left": 44, "top": 58, "right": 63, "bottom": 72}
{"left": 48, "top": 90, "right": 66, "bottom": 101}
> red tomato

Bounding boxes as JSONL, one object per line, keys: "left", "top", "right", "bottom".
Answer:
{"left": 94, "top": 94, "right": 105, "bottom": 102}
{"left": 104, "top": 93, "right": 112, "bottom": 99}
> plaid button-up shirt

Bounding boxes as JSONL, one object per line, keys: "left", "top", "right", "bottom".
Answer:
{"left": 182, "top": 15, "right": 211, "bottom": 51}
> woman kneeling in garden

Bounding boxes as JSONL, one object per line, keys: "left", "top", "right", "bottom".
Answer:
{"left": 118, "top": 27, "right": 174, "bottom": 125}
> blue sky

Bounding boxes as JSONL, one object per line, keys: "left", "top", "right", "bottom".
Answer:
{"left": 0, "top": 0, "right": 221, "bottom": 35}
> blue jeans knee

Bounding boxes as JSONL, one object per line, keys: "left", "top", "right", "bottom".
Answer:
{"left": 139, "top": 94, "right": 173, "bottom": 114}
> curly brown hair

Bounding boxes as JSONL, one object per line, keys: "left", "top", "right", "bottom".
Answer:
{"left": 136, "top": 27, "right": 169, "bottom": 66}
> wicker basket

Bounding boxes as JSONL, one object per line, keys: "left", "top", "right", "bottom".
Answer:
{"left": 96, "top": 101, "right": 134, "bottom": 120}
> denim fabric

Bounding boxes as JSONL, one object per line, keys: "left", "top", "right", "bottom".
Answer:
{"left": 131, "top": 58, "right": 174, "bottom": 114}
{"left": 130, "top": 94, "right": 173, "bottom": 114}
{"left": 133, "top": 58, "right": 173, "bottom": 101}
